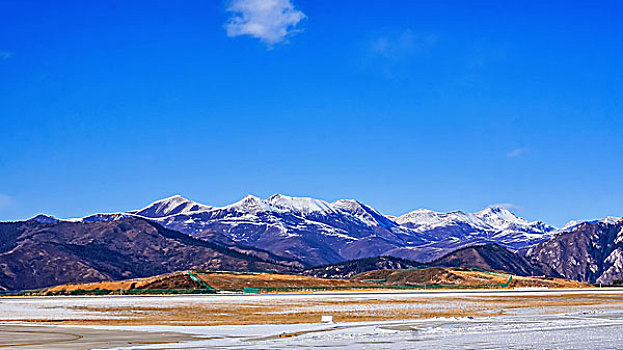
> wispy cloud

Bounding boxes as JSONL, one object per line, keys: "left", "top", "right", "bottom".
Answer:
{"left": 0, "top": 194, "right": 12, "bottom": 211}
{"left": 360, "top": 30, "right": 437, "bottom": 79}
{"left": 370, "top": 30, "right": 437, "bottom": 60}
{"left": 488, "top": 203, "right": 522, "bottom": 212}
{"left": 507, "top": 147, "right": 529, "bottom": 158}
{"left": 0, "top": 51, "right": 13, "bottom": 60}
{"left": 225, "top": 0, "right": 306, "bottom": 46}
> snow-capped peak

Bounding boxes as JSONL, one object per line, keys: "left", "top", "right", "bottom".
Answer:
{"left": 601, "top": 216, "right": 622, "bottom": 225}
{"left": 395, "top": 206, "right": 555, "bottom": 244}
{"left": 266, "top": 194, "right": 335, "bottom": 214}
{"left": 135, "top": 195, "right": 212, "bottom": 218}
{"left": 561, "top": 216, "right": 623, "bottom": 232}
{"left": 560, "top": 220, "right": 586, "bottom": 232}
{"left": 332, "top": 199, "right": 398, "bottom": 228}
{"left": 403, "top": 208, "right": 437, "bottom": 216}
{"left": 222, "top": 194, "right": 336, "bottom": 215}
{"left": 396, "top": 209, "right": 481, "bottom": 228}
{"left": 28, "top": 214, "right": 60, "bottom": 224}
{"left": 475, "top": 206, "right": 529, "bottom": 229}
{"left": 82, "top": 212, "right": 134, "bottom": 222}
{"left": 332, "top": 199, "right": 368, "bottom": 213}
{"left": 225, "top": 194, "right": 269, "bottom": 212}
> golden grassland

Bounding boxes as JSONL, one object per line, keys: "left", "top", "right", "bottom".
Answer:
{"left": 44, "top": 271, "right": 364, "bottom": 292}
{"left": 43, "top": 268, "right": 589, "bottom": 294}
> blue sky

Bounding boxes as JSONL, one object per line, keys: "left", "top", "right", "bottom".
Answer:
{"left": 0, "top": 0, "right": 622, "bottom": 226}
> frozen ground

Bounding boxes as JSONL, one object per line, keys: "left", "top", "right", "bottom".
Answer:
{"left": 2, "top": 288, "right": 622, "bottom": 321}
{"left": 2, "top": 289, "right": 623, "bottom": 349}
{"left": 96, "top": 311, "right": 623, "bottom": 350}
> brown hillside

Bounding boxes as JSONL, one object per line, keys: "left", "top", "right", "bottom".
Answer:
{"left": 45, "top": 270, "right": 363, "bottom": 293}
{"left": 353, "top": 267, "right": 588, "bottom": 288}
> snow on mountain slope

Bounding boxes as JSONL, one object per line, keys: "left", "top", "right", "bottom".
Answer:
{"left": 134, "top": 195, "right": 213, "bottom": 218}
{"left": 559, "top": 216, "right": 623, "bottom": 233}
{"left": 475, "top": 206, "right": 528, "bottom": 229}
{"left": 216, "top": 194, "right": 339, "bottom": 216}
{"left": 267, "top": 194, "right": 336, "bottom": 214}
{"left": 559, "top": 220, "right": 586, "bottom": 232}
{"left": 81, "top": 213, "right": 134, "bottom": 223}
{"left": 475, "top": 206, "right": 557, "bottom": 244}
{"left": 68, "top": 194, "right": 561, "bottom": 266}
{"left": 331, "top": 199, "right": 399, "bottom": 229}
{"left": 137, "top": 194, "right": 419, "bottom": 266}
{"left": 28, "top": 214, "right": 60, "bottom": 224}
{"left": 396, "top": 209, "right": 487, "bottom": 233}
{"left": 395, "top": 206, "right": 556, "bottom": 251}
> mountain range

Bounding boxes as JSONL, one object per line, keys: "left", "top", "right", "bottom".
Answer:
{"left": 302, "top": 244, "right": 556, "bottom": 280}
{"left": 74, "top": 194, "right": 559, "bottom": 265}
{"left": 1, "top": 194, "right": 620, "bottom": 289}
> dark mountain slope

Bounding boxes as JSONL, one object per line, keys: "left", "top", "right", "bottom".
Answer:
{"left": 0, "top": 218, "right": 296, "bottom": 290}
{"left": 527, "top": 219, "right": 623, "bottom": 284}
{"left": 303, "top": 256, "right": 422, "bottom": 279}
{"left": 429, "top": 244, "right": 559, "bottom": 277}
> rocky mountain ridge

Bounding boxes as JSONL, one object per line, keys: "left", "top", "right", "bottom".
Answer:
{"left": 4, "top": 194, "right": 619, "bottom": 289}
{"left": 0, "top": 218, "right": 296, "bottom": 290}
{"left": 60, "top": 194, "right": 558, "bottom": 265}
{"left": 527, "top": 218, "right": 623, "bottom": 284}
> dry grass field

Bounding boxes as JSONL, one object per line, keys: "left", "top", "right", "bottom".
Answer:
{"left": 44, "top": 271, "right": 366, "bottom": 293}
{"left": 355, "top": 267, "right": 588, "bottom": 288}
{"left": 43, "top": 267, "right": 589, "bottom": 295}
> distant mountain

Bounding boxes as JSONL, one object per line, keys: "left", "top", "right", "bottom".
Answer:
{"left": 4, "top": 194, "right": 618, "bottom": 289}
{"left": 0, "top": 217, "right": 296, "bottom": 290}
{"left": 527, "top": 218, "right": 623, "bottom": 284}
{"left": 132, "top": 195, "right": 213, "bottom": 218}
{"left": 395, "top": 206, "right": 556, "bottom": 249}
{"left": 558, "top": 216, "right": 621, "bottom": 232}
{"left": 136, "top": 195, "right": 557, "bottom": 265}
{"left": 119, "top": 194, "right": 423, "bottom": 266}
{"left": 303, "top": 256, "right": 422, "bottom": 279}
{"left": 63, "top": 194, "right": 558, "bottom": 266}
{"left": 304, "top": 244, "right": 562, "bottom": 280}
{"left": 429, "top": 244, "right": 560, "bottom": 277}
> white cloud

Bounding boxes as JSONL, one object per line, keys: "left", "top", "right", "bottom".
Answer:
{"left": 225, "top": 0, "right": 306, "bottom": 46}
{"left": 0, "top": 51, "right": 13, "bottom": 60}
{"left": 507, "top": 147, "right": 529, "bottom": 158}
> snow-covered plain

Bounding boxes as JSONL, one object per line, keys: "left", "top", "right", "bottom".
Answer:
{"left": 96, "top": 312, "right": 623, "bottom": 350}
{"left": 3, "top": 290, "right": 623, "bottom": 349}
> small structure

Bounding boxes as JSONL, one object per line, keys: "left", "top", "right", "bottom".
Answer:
{"left": 321, "top": 315, "right": 334, "bottom": 323}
